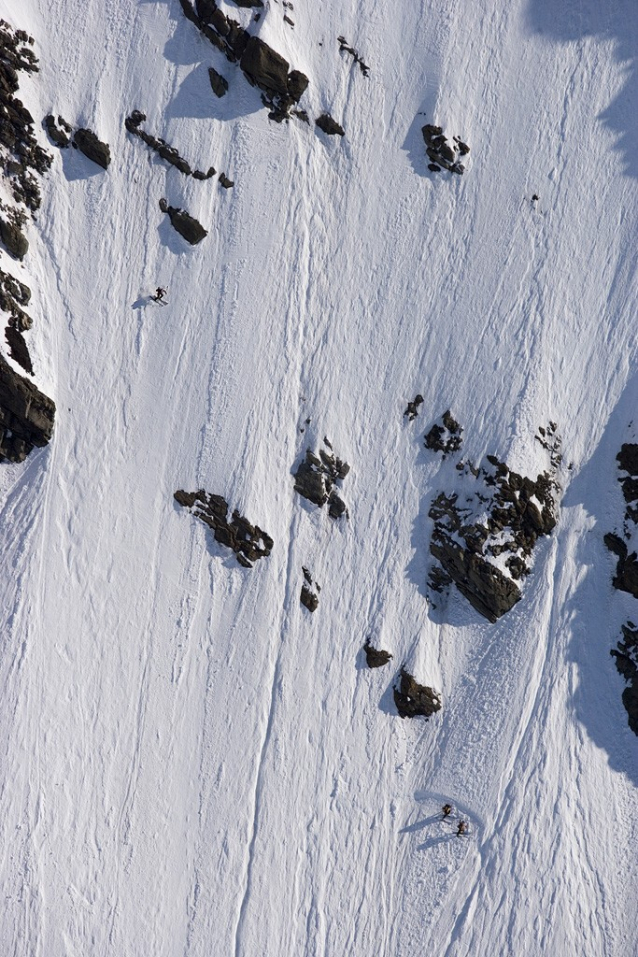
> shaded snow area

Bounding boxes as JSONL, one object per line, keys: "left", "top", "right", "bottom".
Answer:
{"left": 0, "top": 0, "right": 637, "bottom": 953}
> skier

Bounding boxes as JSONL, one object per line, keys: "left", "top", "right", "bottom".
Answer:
{"left": 442, "top": 804, "right": 453, "bottom": 819}
{"left": 456, "top": 820, "right": 468, "bottom": 837}
{"left": 154, "top": 286, "right": 167, "bottom": 302}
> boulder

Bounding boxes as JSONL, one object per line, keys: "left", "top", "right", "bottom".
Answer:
{"left": 160, "top": 200, "right": 208, "bottom": 245}
{"left": 315, "top": 113, "right": 345, "bottom": 136}
{"left": 0, "top": 218, "right": 28, "bottom": 259}
{"left": 5, "top": 325, "right": 32, "bottom": 374}
{"left": 287, "top": 69, "right": 309, "bottom": 102}
{"left": 300, "top": 584, "right": 319, "bottom": 612}
{"left": 363, "top": 642, "right": 392, "bottom": 668}
{"left": 209, "top": 67, "right": 229, "bottom": 97}
{"left": 74, "top": 128, "right": 111, "bottom": 169}
{"left": 240, "top": 36, "right": 289, "bottom": 96}
{"left": 394, "top": 669, "right": 441, "bottom": 718}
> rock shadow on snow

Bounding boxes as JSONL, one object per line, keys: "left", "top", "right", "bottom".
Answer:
{"left": 560, "top": 373, "right": 638, "bottom": 786}
{"left": 526, "top": 0, "right": 638, "bottom": 179}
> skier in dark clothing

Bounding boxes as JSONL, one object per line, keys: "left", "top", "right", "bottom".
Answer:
{"left": 442, "top": 804, "right": 453, "bottom": 819}
{"left": 154, "top": 286, "right": 167, "bottom": 302}
{"left": 456, "top": 820, "right": 468, "bottom": 837}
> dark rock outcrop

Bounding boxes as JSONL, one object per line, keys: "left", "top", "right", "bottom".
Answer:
{"left": 404, "top": 393, "right": 423, "bottom": 421}
{"left": 363, "top": 641, "right": 392, "bottom": 668}
{"left": 605, "top": 533, "right": 638, "bottom": 599}
{"left": 5, "top": 324, "right": 32, "bottom": 374}
{"left": 394, "top": 668, "right": 441, "bottom": 718}
{"left": 0, "top": 21, "right": 52, "bottom": 213}
{"left": 0, "top": 353, "right": 55, "bottom": 462}
{"left": 208, "top": 67, "right": 228, "bottom": 97}
{"left": 126, "top": 112, "right": 217, "bottom": 180}
{"left": 174, "top": 489, "right": 273, "bottom": 567}
{"left": 44, "top": 113, "right": 71, "bottom": 147}
{"left": 73, "top": 127, "right": 111, "bottom": 169}
{"left": 428, "top": 435, "right": 560, "bottom": 622}
{"left": 424, "top": 409, "right": 463, "bottom": 456}
{"left": 219, "top": 172, "right": 234, "bottom": 188}
{"left": 300, "top": 566, "right": 320, "bottom": 611}
{"left": 159, "top": 198, "right": 207, "bottom": 245}
{"left": 293, "top": 441, "right": 350, "bottom": 518}
{"left": 315, "top": 113, "right": 345, "bottom": 137}
{"left": 0, "top": 268, "right": 32, "bottom": 330}
{"left": 337, "top": 35, "right": 370, "bottom": 76}
{"left": 241, "top": 36, "right": 289, "bottom": 96}
{"left": 0, "top": 216, "right": 28, "bottom": 259}
{"left": 611, "top": 622, "right": 638, "bottom": 735}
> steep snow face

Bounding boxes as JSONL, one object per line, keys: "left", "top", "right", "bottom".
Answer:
{"left": 0, "top": 0, "right": 637, "bottom": 954}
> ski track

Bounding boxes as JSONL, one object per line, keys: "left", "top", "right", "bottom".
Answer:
{"left": 0, "top": 0, "right": 637, "bottom": 953}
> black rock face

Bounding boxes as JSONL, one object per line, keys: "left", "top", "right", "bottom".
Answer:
{"left": 159, "top": 199, "right": 208, "bottom": 245}
{"left": 363, "top": 642, "right": 392, "bottom": 668}
{"left": 0, "top": 217, "right": 28, "bottom": 259}
{"left": 430, "top": 534, "right": 521, "bottom": 622}
{"left": 611, "top": 623, "right": 638, "bottom": 736}
{"left": 394, "top": 669, "right": 441, "bottom": 718}
{"left": 73, "top": 128, "right": 111, "bottom": 169}
{"left": 315, "top": 113, "right": 345, "bottom": 137}
{"left": 241, "top": 36, "right": 290, "bottom": 96}
{"left": 0, "top": 353, "right": 55, "bottom": 462}
{"left": 424, "top": 409, "right": 462, "bottom": 456}
{"left": 293, "top": 443, "right": 350, "bottom": 518}
{"left": 209, "top": 67, "right": 229, "bottom": 97}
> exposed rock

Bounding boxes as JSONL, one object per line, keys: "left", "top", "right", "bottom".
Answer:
{"left": 337, "top": 35, "right": 370, "bottom": 76}
{"left": 159, "top": 199, "right": 208, "bottom": 245}
{"left": 404, "top": 393, "right": 423, "bottom": 421}
{"left": 424, "top": 409, "right": 463, "bottom": 456}
{"left": 611, "top": 622, "right": 638, "bottom": 736}
{"left": 0, "top": 353, "right": 55, "bottom": 462}
{"left": 315, "top": 113, "right": 345, "bottom": 137}
{"left": 431, "top": 533, "right": 521, "bottom": 622}
{"left": 219, "top": 172, "right": 234, "bottom": 188}
{"left": 241, "top": 35, "right": 289, "bottom": 96}
{"left": 605, "top": 532, "right": 638, "bottom": 598}
{"left": 394, "top": 668, "right": 441, "bottom": 718}
{"left": 0, "top": 21, "right": 52, "bottom": 214}
{"left": 125, "top": 112, "right": 217, "bottom": 179}
{"left": 232, "top": 0, "right": 263, "bottom": 6}
{"left": 5, "top": 324, "right": 32, "bottom": 374}
{"left": 174, "top": 489, "right": 273, "bottom": 567}
{"left": 73, "top": 127, "right": 111, "bottom": 169}
{"left": 209, "top": 67, "right": 228, "bottom": 97}
{"left": 44, "top": 113, "right": 71, "bottom": 147}
{"left": 0, "top": 268, "right": 32, "bottom": 330}
{"left": 428, "top": 442, "right": 560, "bottom": 622}
{"left": 293, "top": 441, "right": 350, "bottom": 517}
{"left": 301, "top": 583, "right": 319, "bottom": 612}
{"left": 363, "top": 641, "right": 392, "bottom": 668}
{"left": 0, "top": 216, "right": 27, "bottom": 259}
{"left": 287, "top": 70, "right": 309, "bottom": 101}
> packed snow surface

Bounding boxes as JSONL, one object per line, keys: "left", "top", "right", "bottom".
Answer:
{"left": 0, "top": 0, "right": 637, "bottom": 953}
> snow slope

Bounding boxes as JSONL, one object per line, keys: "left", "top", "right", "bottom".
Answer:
{"left": 0, "top": 0, "right": 637, "bottom": 954}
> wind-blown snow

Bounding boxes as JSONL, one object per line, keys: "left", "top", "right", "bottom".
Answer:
{"left": 0, "top": 0, "right": 637, "bottom": 954}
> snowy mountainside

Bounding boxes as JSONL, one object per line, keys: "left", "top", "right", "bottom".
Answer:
{"left": 0, "top": 0, "right": 637, "bottom": 954}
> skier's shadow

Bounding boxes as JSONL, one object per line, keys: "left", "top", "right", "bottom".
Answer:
{"left": 131, "top": 295, "right": 154, "bottom": 309}
{"left": 398, "top": 814, "right": 440, "bottom": 834}
{"left": 417, "top": 834, "right": 455, "bottom": 851}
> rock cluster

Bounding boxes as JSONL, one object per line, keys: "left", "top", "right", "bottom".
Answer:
{"left": 427, "top": 424, "right": 559, "bottom": 622}
{"left": 610, "top": 623, "right": 638, "bottom": 736}
{"left": 424, "top": 409, "right": 463, "bottom": 456}
{"left": 293, "top": 441, "right": 350, "bottom": 518}
{"left": 394, "top": 668, "right": 441, "bottom": 718}
{"left": 179, "top": 0, "right": 309, "bottom": 122}
{"left": 300, "top": 567, "right": 320, "bottom": 612}
{"left": 337, "top": 35, "right": 370, "bottom": 76}
{"left": 44, "top": 114, "right": 72, "bottom": 147}
{"left": 363, "top": 641, "right": 392, "bottom": 668}
{"left": 159, "top": 198, "right": 208, "bottom": 245}
{"left": 0, "top": 21, "right": 52, "bottom": 214}
{"left": 126, "top": 111, "right": 230, "bottom": 185}
{"left": 0, "top": 353, "right": 55, "bottom": 462}
{"left": 0, "top": 211, "right": 28, "bottom": 259}
{"left": 174, "top": 489, "right": 273, "bottom": 568}
{"left": 208, "top": 67, "right": 228, "bottom": 98}
{"left": 422, "top": 124, "right": 469, "bottom": 175}
{"left": 605, "top": 442, "right": 638, "bottom": 735}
